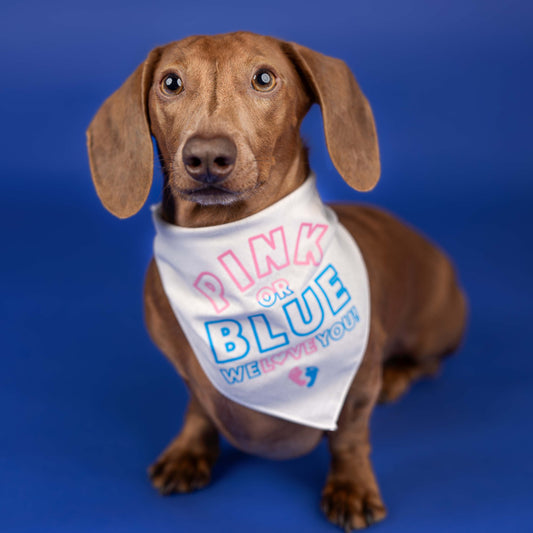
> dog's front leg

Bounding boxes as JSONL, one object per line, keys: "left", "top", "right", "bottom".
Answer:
{"left": 148, "top": 393, "right": 220, "bottom": 495}
{"left": 321, "top": 331, "right": 387, "bottom": 531}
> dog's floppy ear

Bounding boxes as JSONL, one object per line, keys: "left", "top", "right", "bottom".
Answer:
{"left": 282, "top": 42, "right": 380, "bottom": 192}
{"left": 86, "top": 48, "right": 161, "bottom": 218}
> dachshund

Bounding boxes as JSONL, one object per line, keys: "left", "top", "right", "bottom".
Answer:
{"left": 87, "top": 31, "right": 467, "bottom": 531}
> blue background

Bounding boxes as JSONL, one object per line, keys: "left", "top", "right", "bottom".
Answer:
{"left": 1, "top": 0, "right": 532, "bottom": 531}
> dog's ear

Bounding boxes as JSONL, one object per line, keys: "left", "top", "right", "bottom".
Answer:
{"left": 282, "top": 42, "right": 380, "bottom": 192}
{"left": 86, "top": 48, "right": 161, "bottom": 218}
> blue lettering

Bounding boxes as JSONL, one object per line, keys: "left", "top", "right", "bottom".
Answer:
{"left": 315, "top": 264, "right": 351, "bottom": 315}
{"left": 205, "top": 319, "right": 250, "bottom": 363}
{"left": 245, "top": 361, "right": 261, "bottom": 379}
{"left": 315, "top": 329, "right": 331, "bottom": 347}
{"left": 283, "top": 287, "right": 324, "bottom": 336}
{"left": 342, "top": 306, "right": 359, "bottom": 331}
{"left": 249, "top": 314, "right": 289, "bottom": 353}
{"left": 220, "top": 365, "right": 245, "bottom": 384}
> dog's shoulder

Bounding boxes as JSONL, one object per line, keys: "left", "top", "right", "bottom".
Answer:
{"left": 331, "top": 203, "right": 412, "bottom": 248}
{"left": 330, "top": 203, "right": 449, "bottom": 275}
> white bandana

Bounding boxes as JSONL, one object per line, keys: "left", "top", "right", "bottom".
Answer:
{"left": 151, "top": 175, "right": 370, "bottom": 430}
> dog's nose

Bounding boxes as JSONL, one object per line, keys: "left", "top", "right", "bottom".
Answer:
{"left": 182, "top": 136, "right": 237, "bottom": 184}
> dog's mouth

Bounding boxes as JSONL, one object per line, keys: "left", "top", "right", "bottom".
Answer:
{"left": 178, "top": 185, "right": 245, "bottom": 206}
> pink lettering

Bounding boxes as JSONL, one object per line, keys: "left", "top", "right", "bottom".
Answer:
{"left": 218, "top": 250, "right": 254, "bottom": 292}
{"left": 258, "top": 341, "right": 315, "bottom": 375}
{"left": 286, "top": 344, "right": 304, "bottom": 360}
{"left": 193, "top": 272, "right": 230, "bottom": 314}
{"left": 249, "top": 226, "right": 290, "bottom": 278}
{"left": 270, "top": 352, "right": 288, "bottom": 366}
{"left": 304, "top": 338, "right": 317, "bottom": 354}
{"left": 294, "top": 223, "right": 328, "bottom": 265}
{"left": 260, "top": 357, "right": 275, "bottom": 373}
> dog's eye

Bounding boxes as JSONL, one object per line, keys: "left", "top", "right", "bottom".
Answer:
{"left": 161, "top": 74, "right": 183, "bottom": 95}
{"left": 252, "top": 69, "right": 276, "bottom": 92}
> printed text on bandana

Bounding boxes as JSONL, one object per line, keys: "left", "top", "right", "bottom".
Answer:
{"left": 192, "top": 223, "right": 361, "bottom": 385}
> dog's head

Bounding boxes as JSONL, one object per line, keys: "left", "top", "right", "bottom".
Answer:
{"left": 87, "top": 32, "right": 380, "bottom": 226}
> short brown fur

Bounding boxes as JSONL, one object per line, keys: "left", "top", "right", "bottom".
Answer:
{"left": 87, "top": 32, "right": 467, "bottom": 531}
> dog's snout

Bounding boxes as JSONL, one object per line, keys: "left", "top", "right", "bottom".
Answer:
{"left": 182, "top": 136, "right": 237, "bottom": 184}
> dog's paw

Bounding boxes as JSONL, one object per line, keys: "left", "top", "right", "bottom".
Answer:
{"left": 321, "top": 479, "right": 387, "bottom": 531}
{"left": 148, "top": 449, "right": 215, "bottom": 495}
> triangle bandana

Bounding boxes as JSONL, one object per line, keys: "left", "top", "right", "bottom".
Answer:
{"left": 152, "top": 175, "right": 370, "bottom": 430}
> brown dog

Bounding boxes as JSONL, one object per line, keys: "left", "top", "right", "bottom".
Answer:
{"left": 87, "top": 32, "right": 467, "bottom": 531}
